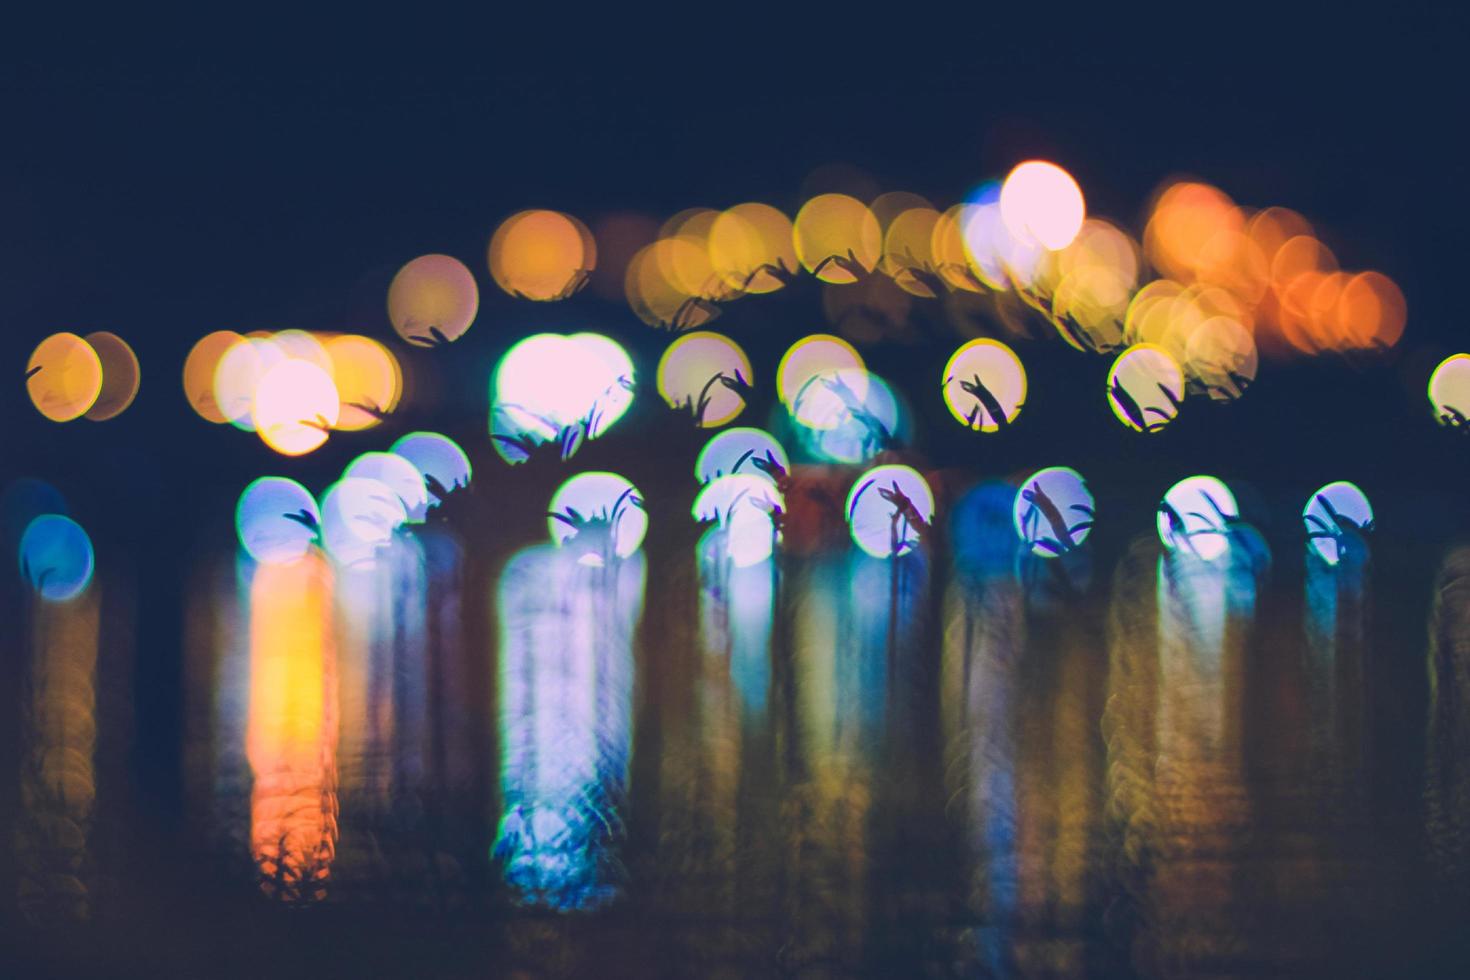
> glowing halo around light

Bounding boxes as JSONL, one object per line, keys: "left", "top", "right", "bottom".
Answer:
{"left": 236, "top": 477, "right": 320, "bottom": 565}
{"left": 547, "top": 472, "right": 647, "bottom": 567}
{"left": 796, "top": 371, "right": 902, "bottom": 465}
{"left": 324, "top": 334, "right": 401, "bottom": 430}
{"left": 1013, "top": 467, "right": 1095, "bottom": 558}
{"left": 846, "top": 464, "right": 934, "bottom": 559}
{"left": 1429, "top": 354, "right": 1470, "bottom": 428}
{"left": 999, "top": 161, "right": 1086, "bottom": 251}
{"left": 250, "top": 359, "right": 340, "bottom": 456}
{"left": 941, "top": 338, "right": 1026, "bottom": 432}
{"left": 1157, "top": 475, "right": 1238, "bottom": 562}
{"left": 696, "top": 428, "right": 788, "bottom": 486}
{"left": 391, "top": 431, "right": 471, "bottom": 517}
{"left": 488, "top": 209, "right": 596, "bottom": 301}
{"left": 1303, "top": 481, "right": 1374, "bottom": 566}
{"left": 18, "top": 514, "right": 95, "bottom": 601}
{"left": 693, "top": 474, "right": 784, "bottom": 568}
{"left": 82, "top": 331, "right": 141, "bottom": 420}
{"left": 778, "top": 334, "right": 867, "bottom": 431}
{"left": 491, "top": 332, "right": 635, "bottom": 462}
{"left": 320, "top": 476, "right": 407, "bottom": 568}
{"left": 215, "top": 335, "right": 285, "bottom": 431}
{"left": 26, "top": 333, "right": 103, "bottom": 422}
{"left": 387, "top": 254, "right": 479, "bottom": 346}
{"left": 657, "top": 331, "right": 753, "bottom": 428}
{"left": 343, "top": 452, "right": 429, "bottom": 526}
{"left": 792, "top": 193, "right": 881, "bottom": 283}
{"left": 1107, "top": 344, "right": 1184, "bottom": 433}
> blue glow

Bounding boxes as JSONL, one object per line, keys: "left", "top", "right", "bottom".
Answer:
{"left": 846, "top": 464, "right": 934, "bottom": 559}
{"left": 695, "top": 427, "right": 788, "bottom": 486}
{"left": 343, "top": 451, "right": 429, "bottom": 525}
{"left": 1303, "top": 481, "right": 1373, "bottom": 566}
{"left": 19, "top": 514, "right": 94, "bottom": 601}
{"left": 320, "top": 477, "right": 407, "bottom": 568}
{"left": 235, "top": 477, "right": 319, "bottom": 565}
{"left": 796, "top": 372, "right": 905, "bottom": 464}
{"left": 1013, "top": 466, "right": 1094, "bottom": 558}
{"left": 1157, "top": 476, "right": 1238, "bottom": 562}
{"left": 391, "top": 431, "right": 471, "bottom": 516}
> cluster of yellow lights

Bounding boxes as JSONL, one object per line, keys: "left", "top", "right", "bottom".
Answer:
{"left": 183, "top": 329, "right": 403, "bottom": 456}
{"left": 26, "top": 332, "right": 141, "bottom": 422}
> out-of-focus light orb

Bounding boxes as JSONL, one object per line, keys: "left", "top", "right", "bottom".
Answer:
{"left": 625, "top": 238, "right": 721, "bottom": 330}
{"left": 656, "top": 331, "right": 753, "bottom": 428}
{"left": 236, "top": 477, "right": 319, "bottom": 565}
{"left": 960, "top": 181, "right": 1045, "bottom": 291}
{"left": 792, "top": 193, "right": 881, "bottom": 283}
{"left": 569, "top": 333, "right": 636, "bottom": 437}
{"left": 941, "top": 338, "right": 1026, "bottom": 432}
{"left": 391, "top": 431, "right": 471, "bottom": 517}
{"left": 320, "top": 476, "right": 407, "bottom": 568}
{"left": 343, "top": 452, "right": 429, "bottom": 526}
{"left": 183, "top": 330, "right": 244, "bottom": 423}
{"left": 251, "top": 359, "right": 340, "bottom": 456}
{"left": 214, "top": 335, "right": 285, "bottom": 431}
{"left": 494, "top": 333, "right": 613, "bottom": 433}
{"left": 1184, "top": 317, "right": 1257, "bottom": 401}
{"left": 693, "top": 474, "right": 783, "bottom": 568}
{"left": 709, "top": 202, "right": 796, "bottom": 294}
{"left": 18, "top": 514, "right": 94, "bottom": 601}
{"left": 270, "top": 329, "right": 332, "bottom": 373}
{"left": 82, "top": 331, "right": 141, "bottom": 421}
{"left": 547, "top": 472, "right": 647, "bottom": 567}
{"left": 1157, "top": 475, "right": 1238, "bottom": 562}
{"left": 696, "top": 428, "right": 788, "bottom": 485}
{"left": 846, "top": 464, "right": 934, "bottom": 559}
{"left": 797, "top": 371, "right": 901, "bottom": 464}
{"left": 1428, "top": 354, "right": 1470, "bottom": 428}
{"left": 999, "top": 161, "right": 1085, "bottom": 251}
{"left": 387, "top": 253, "right": 479, "bottom": 346}
{"left": 324, "top": 334, "right": 401, "bottom": 430}
{"left": 1013, "top": 467, "right": 1095, "bottom": 558}
{"left": 1303, "top": 481, "right": 1374, "bottom": 566}
{"left": 1107, "top": 343, "right": 1184, "bottom": 433}
{"left": 488, "top": 209, "right": 595, "bottom": 301}
{"left": 26, "top": 333, "right": 103, "bottom": 422}
{"left": 778, "top": 334, "right": 867, "bottom": 431}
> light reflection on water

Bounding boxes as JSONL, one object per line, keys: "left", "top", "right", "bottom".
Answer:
{"left": 61, "top": 507, "right": 1466, "bottom": 975}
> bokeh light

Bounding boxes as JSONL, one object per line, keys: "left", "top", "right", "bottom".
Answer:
{"left": 778, "top": 334, "right": 867, "bottom": 431}
{"left": 320, "top": 476, "right": 407, "bottom": 568}
{"left": 1013, "top": 467, "right": 1094, "bottom": 557}
{"left": 215, "top": 335, "right": 285, "bottom": 431}
{"left": 708, "top": 202, "right": 796, "bottom": 294}
{"left": 693, "top": 474, "right": 783, "bottom": 568}
{"left": 1430, "top": 354, "right": 1470, "bottom": 428}
{"left": 488, "top": 209, "right": 596, "bottom": 301}
{"left": 794, "top": 371, "right": 903, "bottom": 464}
{"left": 236, "top": 477, "right": 319, "bottom": 565}
{"left": 27, "top": 333, "right": 103, "bottom": 422}
{"left": 846, "top": 464, "right": 934, "bottom": 559}
{"left": 391, "top": 431, "right": 471, "bottom": 517}
{"left": 324, "top": 334, "right": 401, "bottom": 430}
{"left": 1303, "top": 481, "right": 1373, "bottom": 566}
{"left": 343, "top": 452, "right": 429, "bottom": 526}
{"left": 695, "top": 428, "right": 788, "bottom": 486}
{"left": 1157, "top": 475, "right": 1238, "bottom": 561}
{"left": 183, "top": 330, "right": 245, "bottom": 424}
{"left": 19, "top": 514, "right": 95, "bottom": 601}
{"left": 941, "top": 338, "right": 1026, "bottom": 432}
{"left": 656, "top": 331, "right": 752, "bottom": 428}
{"left": 999, "top": 161, "right": 1086, "bottom": 251}
{"left": 792, "top": 193, "right": 881, "bottom": 284}
{"left": 547, "top": 472, "right": 647, "bottom": 567}
{"left": 1107, "top": 343, "right": 1184, "bottom": 432}
{"left": 387, "top": 254, "right": 479, "bottom": 346}
{"left": 82, "top": 331, "right": 141, "bottom": 421}
{"left": 251, "top": 359, "right": 340, "bottom": 456}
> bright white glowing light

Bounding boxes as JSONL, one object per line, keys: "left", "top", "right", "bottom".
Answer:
{"left": 692, "top": 474, "right": 783, "bottom": 568}
{"left": 846, "top": 464, "right": 934, "bottom": 559}
{"left": 778, "top": 335, "right": 868, "bottom": 432}
{"left": 1157, "top": 475, "right": 1238, "bottom": 562}
{"left": 1303, "top": 481, "right": 1373, "bottom": 566}
{"left": 1108, "top": 343, "right": 1184, "bottom": 433}
{"left": 320, "top": 476, "right": 407, "bottom": 568}
{"left": 1429, "top": 353, "right": 1470, "bottom": 428}
{"left": 999, "top": 160, "right": 1086, "bottom": 250}
{"left": 547, "top": 472, "right": 647, "bottom": 567}
{"left": 391, "top": 431, "right": 472, "bottom": 517}
{"left": 251, "top": 359, "right": 340, "bottom": 456}
{"left": 1013, "top": 467, "right": 1094, "bottom": 558}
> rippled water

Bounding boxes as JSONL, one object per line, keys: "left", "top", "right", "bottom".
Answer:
{"left": 6, "top": 487, "right": 1470, "bottom": 978}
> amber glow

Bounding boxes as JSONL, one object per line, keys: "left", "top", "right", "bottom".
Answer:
{"left": 387, "top": 254, "right": 479, "bottom": 345}
{"left": 488, "top": 209, "right": 596, "bottom": 301}
{"left": 27, "top": 333, "right": 103, "bottom": 422}
{"left": 183, "top": 330, "right": 245, "bottom": 423}
{"left": 793, "top": 193, "right": 881, "bottom": 283}
{"left": 708, "top": 202, "right": 796, "bottom": 294}
{"left": 81, "top": 331, "right": 141, "bottom": 421}
{"left": 324, "top": 334, "right": 402, "bottom": 430}
{"left": 246, "top": 554, "right": 338, "bottom": 902}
